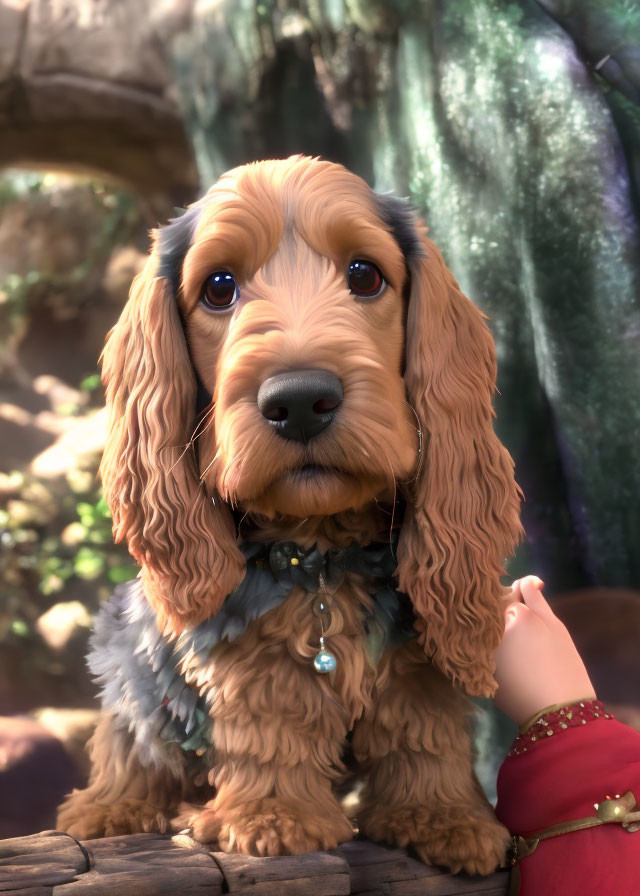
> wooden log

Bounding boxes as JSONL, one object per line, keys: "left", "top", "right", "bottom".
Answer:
{"left": 337, "top": 842, "right": 508, "bottom": 896}
{"left": 55, "top": 834, "right": 223, "bottom": 896}
{"left": 0, "top": 831, "right": 510, "bottom": 895}
{"left": 211, "top": 849, "right": 350, "bottom": 895}
{"left": 1, "top": 890, "right": 52, "bottom": 896}
{"left": 0, "top": 831, "right": 87, "bottom": 892}
{"left": 53, "top": 868, "right": 221, "bottom": 896}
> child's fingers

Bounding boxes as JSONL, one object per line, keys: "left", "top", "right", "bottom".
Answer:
{"left": 519, "top": 576, "right": 557, "bottom": 623}
{"left": 520, "top": 574, "right": 544, "bottom": 593}
{"left": 504, "top": 601, "right": 522, "bottom": 630}
{"left": 509, "top": 575, "right": 543, "bottom": 603}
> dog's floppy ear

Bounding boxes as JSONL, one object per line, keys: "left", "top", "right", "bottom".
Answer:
{"left": 377, "top": 196, "right": 523, "bottom": 697}
{"left": 100, "top": 210, "right": 245, "bottom": 633}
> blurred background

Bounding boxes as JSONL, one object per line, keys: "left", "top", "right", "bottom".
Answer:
{"left": 0, "top": 0, "right": 638, "bottom": 838}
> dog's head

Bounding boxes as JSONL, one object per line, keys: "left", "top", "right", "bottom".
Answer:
{"left": 100, "top": 156, "right": 522, "bottom": 695}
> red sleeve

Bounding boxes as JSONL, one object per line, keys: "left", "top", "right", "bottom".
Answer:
{"left": 495, "top": 702, "right": 640, "bottom": 896}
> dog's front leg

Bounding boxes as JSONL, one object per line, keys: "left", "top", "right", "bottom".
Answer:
{"left": 57, "top": 713, "right": 204, "bottom": 839}
{"left": 352, "top": 640, "right": 510, "bottom": 875}
{"left": 186, "top": 637, "right": 355, "bottom": 856}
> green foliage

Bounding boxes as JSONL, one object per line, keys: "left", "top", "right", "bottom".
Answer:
{"left": 0, "top": 170, "right": 44, "bottom": 204}
{"left": 80, "top": 373, "right": 102, "bottom": 395}
{"left": 0, "top": 169, "right": 150, "bottom": 709}
{"left": 0, "top": 461, "right": 138, "bottom": 644}
{"left": 0, "top": 170, "right": 145, "bottom": 356}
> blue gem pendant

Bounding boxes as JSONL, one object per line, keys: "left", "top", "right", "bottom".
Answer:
{"left": 313, "top": 636, "right": 337, "bottom": 674}
{"left": 312, "top": 578, "right": 337, "bottom": 674}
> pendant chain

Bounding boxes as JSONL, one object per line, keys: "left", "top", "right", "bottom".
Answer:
{"left": 312, "top": 573, "right": 337, "bottom": 674}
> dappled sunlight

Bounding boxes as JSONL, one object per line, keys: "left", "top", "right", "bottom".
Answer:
{"left": 31, "top": 408, "right": 107, "bottom": 479}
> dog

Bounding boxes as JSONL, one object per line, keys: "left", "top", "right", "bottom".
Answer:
{"left": 57, "top": 156, "right": 523, "bottom": 874}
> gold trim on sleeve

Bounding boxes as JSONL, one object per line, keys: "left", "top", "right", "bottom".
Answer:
{"left": 519, "top": 695, "right": 598, "bottom": 734}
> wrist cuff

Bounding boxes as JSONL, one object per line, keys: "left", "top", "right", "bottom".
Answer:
{"left": 509, "top": 699, "right": 612, "bottom": 757}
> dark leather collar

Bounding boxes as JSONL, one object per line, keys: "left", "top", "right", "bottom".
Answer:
{"left": 265, "top": 536, "right": 399, "bottom": 593}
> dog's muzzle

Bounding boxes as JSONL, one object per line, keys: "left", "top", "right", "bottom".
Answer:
{"left": 257, "top": 368, "right": 343, "bottom": 442}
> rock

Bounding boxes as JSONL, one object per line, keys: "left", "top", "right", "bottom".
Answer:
{"left": 0, "top": 618, "right": 98, "bottom": 717}
{"left": 35, "top": 601, "right": 92, "bottom": 652}
{"left": 30, "top": 408, "right": 106, "bottom": 478}
{"left": 30, "top": 706, "right": 99, "bottom": 776}
{"left": 0, "top": 0, "right": 198, "bottom": 208}
{"left": 103, "top": 247, "right": 147, "bottom": 304}
{"left": 0, "top": 174, "right": 147, "bottom": 469}
{"left": 0, "top": 715, "right": 85, "bottom": 837}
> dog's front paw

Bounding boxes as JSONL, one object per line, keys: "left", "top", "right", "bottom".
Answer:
{"left": 360, "top": 805, "right": 509, "bottom": 876}
{"left": 102, "top": 798, "right": 172, "bottom": 837}
{"left": 185, "top": 803, "right": 223, "bottom": 844}
{"left": 189, "top": 798, "right": 354, "bottom": 856}
{"left": 411, "top": 810, "right": 510, "bottom": 876}
{"left": 57, "top": 795, "right": 110, "bottom": 840}
{"left": 57, "top": 795, "right": 170, "bottom": 840}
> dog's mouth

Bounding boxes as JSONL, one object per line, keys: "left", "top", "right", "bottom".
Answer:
{"left": 242, "top": 460, "right": 389, "bottom": 518}
{"left": 284, "top": 464, "right": 345, "bottom": 481}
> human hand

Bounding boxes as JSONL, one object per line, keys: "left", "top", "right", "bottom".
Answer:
{"left": 493, "top": 576, "right": 596, "bottom": 726}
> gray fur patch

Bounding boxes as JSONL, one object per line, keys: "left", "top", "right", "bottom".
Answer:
{"left": 156, "top": 202, "right": 205, "bottom": 295}
{"left": 373, "top": 193, "right": 426, "bottom": 261}
{"left": 88, "top": 544, "right": 295, "bottom": 766}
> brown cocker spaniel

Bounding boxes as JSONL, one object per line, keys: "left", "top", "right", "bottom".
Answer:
{"left": 57, "top": 156, "right": 522, "bottom": 875}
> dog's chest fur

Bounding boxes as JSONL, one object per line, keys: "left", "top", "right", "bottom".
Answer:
{"left": 181, "top": 581, "right": 379, "bottom": 738}
{"left": 90, "top": 572, "right": 413, "bottom": 772}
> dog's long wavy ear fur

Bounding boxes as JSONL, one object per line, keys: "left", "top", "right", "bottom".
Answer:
{"left": 99, "top": 210, "right": 245, "bottom": 633}
{"left": 377, "top": 196, "right": 523, "bottom": 697}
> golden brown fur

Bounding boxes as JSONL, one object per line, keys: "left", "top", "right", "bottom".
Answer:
{"left": 56, "top": 713, "right": 208, "bottom": 838}
{"left": 58, "top": 156, "right": 522, "bottom": 873}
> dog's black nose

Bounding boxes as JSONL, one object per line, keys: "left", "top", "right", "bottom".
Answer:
{"left": 257, "top": 369, "right": 343, "bottom": 442}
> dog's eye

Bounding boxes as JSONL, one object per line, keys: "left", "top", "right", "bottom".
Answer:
{"left": 347, "top": 260, "right": 385, "bottom": 299}
{"left": 201, "top": 271, "right": 238, "bottom": 310}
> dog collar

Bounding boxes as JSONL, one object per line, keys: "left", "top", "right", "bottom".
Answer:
{"left": 264, "top": 537, "right": 399, "bottom": 591}
{"left": 263, "top": 536, "right": 402, "bottom": 673}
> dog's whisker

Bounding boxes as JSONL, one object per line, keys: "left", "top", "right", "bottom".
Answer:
{"left": 402, "top": 399, "right": 424, "bottom": 438}
{"left": 381, "top": 453, "right": 399, "bottom": 559}
{"left": 165, "top": 443, "right": 195, "bottom": 476}
{"left": 161, "top": 407, "right": 218, "bottom": 477}
{"left": 189, "top": 404, "right": 216, "bottom": 445}
{"left": 373, "top": 498, "right": 394, "bottom": 516}
{"left": 188, "top": 415, "right": 216, "bottom": 452}
{"left": 199, "top": 448, "right": 222, "bottom": 482}
{"left": 236, "top": 510, "right": 251, "bottom": 533}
